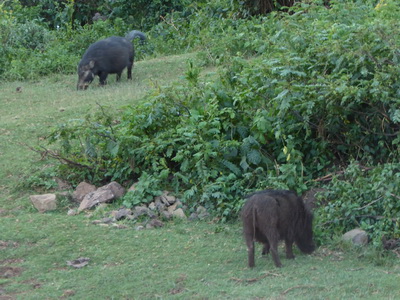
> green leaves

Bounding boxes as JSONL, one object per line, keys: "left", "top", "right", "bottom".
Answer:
{"left": 316, "top": 162, "right": 400, "bottom": 245}
{"left": 41, "top": 1, "right": 400, "bottom": 230}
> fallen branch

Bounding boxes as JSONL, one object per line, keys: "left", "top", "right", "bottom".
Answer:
{"left": 354, "top": 197, "right": 382, "bottom": 211}
{"left": 313, "top": 164, "right": 373, "bottom": 182}
{"left": 23, "top": 143, "right": 104, "bottom": 172}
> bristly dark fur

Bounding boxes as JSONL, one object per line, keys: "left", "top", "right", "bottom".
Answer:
{"left": 241, "top": 189, "right": 315, "bottom": 268}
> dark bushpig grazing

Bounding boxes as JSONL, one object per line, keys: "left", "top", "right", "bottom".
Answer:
{"left": 241, "top": 189, "right": 315, "bottom": 268}
{"left": 77, "top": 30, "right": 146, "bottom": 90}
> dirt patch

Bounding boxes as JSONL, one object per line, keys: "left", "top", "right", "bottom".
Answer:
{"left": 0, "top": 241, "right": 19, "bottom": 250}
{"left": 169, "top": 274, "right": 187, "bottom": 295}
{"left": 0, "top": 267, "right": 23, "bottom": 279}
{"left": 0, "top": 259, "right": 24, "bottom": 265}
{"left": 21, "top": 279, "right": 41, "bottom": 290}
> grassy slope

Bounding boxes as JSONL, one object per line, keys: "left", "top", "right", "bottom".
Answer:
{"left": 1, "top": 53, "right": 400, "bottom": 299}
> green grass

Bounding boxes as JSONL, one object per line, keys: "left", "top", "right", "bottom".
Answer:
{"left": 1, "top": 53, "right": 400, "bottom": 299}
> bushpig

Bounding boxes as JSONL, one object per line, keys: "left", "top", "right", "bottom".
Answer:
{"left": 77, "top": 30, "right": 146, "bottom": 90}
{"left": 241, "top": 189, "right": 315, "bottom": 268}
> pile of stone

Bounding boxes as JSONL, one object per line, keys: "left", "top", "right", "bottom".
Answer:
{"left": 29, "top": 180, "right": 210, "bottom": 230}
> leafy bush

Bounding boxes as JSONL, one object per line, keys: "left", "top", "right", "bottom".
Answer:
{"left": 45, "top": 2, "right": 400, "bottom": 227}
{"left": 316, "top": 162, "right": 400, "bottom": 246}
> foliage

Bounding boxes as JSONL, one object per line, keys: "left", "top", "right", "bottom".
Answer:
{"left": 45, "top": 2, "right": 400, "bottom": 235}
{"left": 316, "top": 162, "right": 400, "bottom": 246}
{"left": 2, "top": 0, "right": 206, "bottom": 30}
{"left": 242, "top": 0, "right": 297, "bottom": 15}
{"left": 121, "top": 172, "right": 163, "bottom": 208}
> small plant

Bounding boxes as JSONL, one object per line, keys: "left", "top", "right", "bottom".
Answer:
{"left": 122, "top": 172, "right": 163, "bottom": 208}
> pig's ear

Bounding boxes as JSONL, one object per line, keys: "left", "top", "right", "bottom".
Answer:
{"left": 89, "top": 60, "right": 95, "bottom": 68}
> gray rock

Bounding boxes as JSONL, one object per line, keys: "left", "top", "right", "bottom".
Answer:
{"left": 30, "top": 194, "right": 57, "bottom": 213}
{"left": 99, "top": 181, "right": 125, "bottom": 199}
{"left": 155, "top": 198, "right": 166, "bottom": 212}
{"left": 172, "top": 208, "right": 186, "bottom": 219}
{"left": 133, "top": 206, "right": 155, "bottom": 219}
{"left": 78, "top": 189, "right": 114, "bottom": 212}
{"left": 158, "top": 195, "right": 170, "bottom": 206}
{"left": 67, "top": 257, "right": 90, "bottom": 268}
{"left": 135, "top": 205, "right": 149, "bottom": 214}
{"left": 148, "top": 218, "right": 164, "bottom": 228}
{"left": 111, "top": 208, "right": 132, "bottom": 220}
{"left": 73, "top": 182, "right": 96, "bottom": 202}
{"left": 161, "top": 210, "right": 172, "bottom": 220}
{"left": 196, "top": 206, "right": 210, "bottom": 219}
{"left": 92, "top": 218, "right": 114, "bottom": 225}
{"left": 165, "top": 195, "right": 176, "bottom": 205}
{"left": 189, "top": 213, "right": 199, "bottom": 221}
{"left": 148, "top": 202, "right": 155, "bottom": 210}
{"left": 135, "top": 225, "right": 144, "bottom": 231}
{"left": 67, "top": 208, "right": 78, "bottom": 216}
{"left": 158, "top": 190, "right": 177, "bottom": 205}
{"left": 343, "top": 228, "right": 369, "bottom": 246}
{"left": 167, "top": 200, "right": 183, "bottom": 213}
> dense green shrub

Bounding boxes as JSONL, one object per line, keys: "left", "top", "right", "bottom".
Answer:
{"left": 44, "top": 2, "right": 400, "bottom": 233}
{"left": 315, "top": 162, "right": 400, "bottom": 245}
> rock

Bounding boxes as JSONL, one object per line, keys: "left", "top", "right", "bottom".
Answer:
{"left": 343, "top": 229, "right": 368, "bottom": 246}
{"left": 111, "top": 208, "right": 132, "bottom": 220}
{"left": 66, "top": 257, "right": 90, "bottom": 268}
{"left": 172, "top": 208, "right": 186, "bottom": 219}
{"left": 92, "top": 218, "right": 114, "bottom": 225}
{"left": 99, "top": 181, "right": 125, "bottom": 199}
{"left": 165, "top": 195, "right": 176, "bottom": 205}
{"left": 101, "top": 217, "right": 114, "bottom": 224}
{"left": 196, "top": 206, "right": 210, "bottom": 220}
{"left": 148, "top": 218, "right": 164, "bottom": 228}
{"left": 167, "top": 201, "right": 180, "bottom": 213}
{"left": 155, "top": 198, "right": 166, "bottom": 212}
{"left": 112, "top": 223, "right": 129, "bottom": 229}
{"left": 30, "top": 194, "right": 57, "bottom": 213}
{"left": 148, "top": 202, "right": 156, "bottom": 211}
{"left": 67, "top": 209, "right": 78, "bottom": 216}
{"left": 92, "top": 12, "right": 107, "bottom": 22}
{"left": 158, "top": 191, "right": 177, "bottom": 205}
{"left": 73, "top": 182, "right": 96, "bottom": 202}
{"left": 161, "top": 210, "right": 172, "bottom": 220}
{"left": 135, "top": 225, "right": 144, "bottom": 231}
{"left": 188, "top": 213, "right": 199, "bottom": 221}
{"left": 157, "top": 195, "right": 170, "bottom": 206}
{"left": 134, "top": 206, "right": 150, "bottom": 218}
{"left": 78, "top": 189, "right": 114, "bottom": 212}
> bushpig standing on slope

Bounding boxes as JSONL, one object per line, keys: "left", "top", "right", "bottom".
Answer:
{"left": 241, "top": 189, "right": 315, "bottom": 268}
{"left": 77, "top": 30, "right": 146, "bottom": 90}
